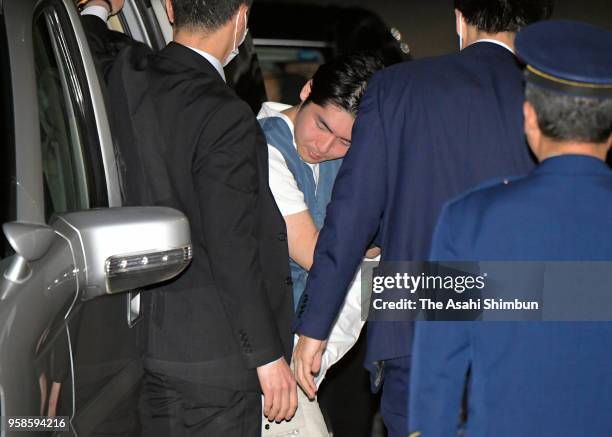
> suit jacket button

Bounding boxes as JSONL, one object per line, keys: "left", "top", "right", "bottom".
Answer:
{"left": 277, "top": 232, "right": 287, "bottom": 242}
{"left": 285, "top": 276, "right": 293, "bottom": 286}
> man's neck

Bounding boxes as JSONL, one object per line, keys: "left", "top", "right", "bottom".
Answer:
{"left": 281, "top": 105, "right": 299, "bottom": 126}
{"left": 536, "top": 138, "right": 611, "bottom": 162}
{"left": 174, "top": 29, "right": 229, "bottom": 63}
{"left": 464, "top": 28, "right": 516, "bottom": 52}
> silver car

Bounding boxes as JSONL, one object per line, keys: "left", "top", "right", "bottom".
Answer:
{"left": 0, "top": 0, "right": 192, "bottom": 435}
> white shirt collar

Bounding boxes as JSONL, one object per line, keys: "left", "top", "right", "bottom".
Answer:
{"left": 257, "top": 101, "right": 292, "bottom": 119}
{"left": 473, "top": 39, "right": 514, "bottom": 54}
{"left": 185, "top": 46, "right": 226, "bottom": 82}
{"left": 81, "top": 5, "right": 110, "bottom": 22}
{"left": 257, "top": 101, "right": 296, "bottom": 143}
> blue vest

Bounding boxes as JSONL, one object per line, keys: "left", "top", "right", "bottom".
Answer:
{"left": 259, "top": 116, "right": 342, "bottom": 309}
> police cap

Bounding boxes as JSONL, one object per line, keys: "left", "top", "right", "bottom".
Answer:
{"left": 516, "top": 20, "right": 612, "bottom": 99}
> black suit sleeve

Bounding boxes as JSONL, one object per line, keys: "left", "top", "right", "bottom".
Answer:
{"left": 80, "top": 15, "right": 149, "bottom": 80}
{"left": 193, "top": 99, "right": 284, "bottom": 369}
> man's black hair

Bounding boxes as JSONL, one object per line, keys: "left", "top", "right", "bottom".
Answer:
{"left": 454, "top": 0, "right": 554, "bottom": 33}
{"left": 305, "top": 52, "right": 385, "bottom": 116}
{"left": 526, "top": 83, "right": 612, "bottom": 144}
{"left": 171, "top": 0, "right": 252, "bottom": 32}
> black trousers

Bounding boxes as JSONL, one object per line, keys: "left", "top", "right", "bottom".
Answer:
{"left": 317, "top": 326, "right": 380, "bottom": 437}
{"left": 139, "top": 368, "right": 261, "bottom": 437}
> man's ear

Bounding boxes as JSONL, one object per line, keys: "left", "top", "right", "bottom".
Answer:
{"left": 454, "top": 9, "right": 463, "bottom": 37}
{"left": 523, "top": 101, "right": 539, "bottom": 136}
{"left": 605, "top": 135, "right": 612, "bottom": 157}
{"left": 524, "top": 100, "right": 542, "bottom": 155}
{"left": 165, "top": 0, "right": 175, "bottom": 25}
{"left": 239, "top": 3, "right": 249, "bottom": 24}
{"left": 299, "top": 80, "right": 313, "bottom": 103}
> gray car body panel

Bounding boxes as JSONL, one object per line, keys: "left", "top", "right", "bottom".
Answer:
{"left": 0, "top": 1, "right": 193, "bottom": 435}
{"left": 0, "top": 232, "right": 79, "bottom": 424}
{"left": 4, "top": 0, "right": 45, "bottom": 224}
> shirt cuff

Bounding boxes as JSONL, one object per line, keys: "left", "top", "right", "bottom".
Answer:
{"left": 81, "top": 5, "right": 110, "bottom": 23}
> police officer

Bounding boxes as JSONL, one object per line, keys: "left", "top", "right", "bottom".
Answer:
{"left": 409, "top": 20, "right": 612, "bottom": 437}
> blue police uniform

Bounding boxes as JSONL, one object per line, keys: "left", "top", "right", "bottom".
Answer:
{"left": 409, "top": 20, "right": 612, "bottom": 437}
{"left": 294, "top": 40, "right": 536, "bottom": 436}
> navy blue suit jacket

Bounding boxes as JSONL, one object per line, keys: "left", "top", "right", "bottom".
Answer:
{"left": 410, "top": 155, "right": 612, "bottom": 436}
{"left": 294, "top": 42, "right": 535, "bottom": 368}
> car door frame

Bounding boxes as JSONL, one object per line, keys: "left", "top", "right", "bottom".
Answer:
{"left": 1, "top": 0, "right": 130, "bottom": 434}
{"left": 4, "top": 0, "right": 122, "bottom": 217}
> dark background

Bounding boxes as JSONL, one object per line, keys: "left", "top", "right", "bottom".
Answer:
{"left": 265, "top": 0, "right": 612, "bottom": 59}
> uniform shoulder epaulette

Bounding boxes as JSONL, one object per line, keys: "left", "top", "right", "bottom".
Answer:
{"left": 470, "top": 175, "right": 524, "bottom": 193}
{"left": 445, "top": 174, "right": 525, "bottom": 209}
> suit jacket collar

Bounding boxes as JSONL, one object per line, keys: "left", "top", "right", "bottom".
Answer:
{"left": 158, "top": 42, "right": 226, "bottom": 84}
{"left": 535, "top": 154, "right": 611, "bottom": 176}
{"left": 472, "top": 39, "right": 513, "bottom": 54}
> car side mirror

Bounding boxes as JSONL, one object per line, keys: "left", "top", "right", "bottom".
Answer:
{"left": 51, "top": 206, "right": 192, "bottom": 300}
{"left": 2, "top": 222, "right": 56, "bottom": 283}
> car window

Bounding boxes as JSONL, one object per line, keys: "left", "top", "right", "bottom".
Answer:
{"left": 33, "top": 3, "right": 108, "bottom": 221}
{"left": 0, "top": 13, "right": 16, "bottom": 261}
{"left": 116, "top": 0, "right": 165, "bottom": 50}
{"left": 108, "top": 14, "right": 127, "bottom": 34}
{"left": 256, "top": 44, "right": 329, "bottom": 105}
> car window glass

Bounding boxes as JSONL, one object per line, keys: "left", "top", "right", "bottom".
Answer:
{"left": 108, "top": 15, "right": 127, "bottom": 34}
{"left": 33, "top": 9, "right": 92, "bottom": 221}
{"left": 0, "top": 14, "right": 16, "bottom": 261}
{"left": 256, "top": 45, "right": 328, "bottom": 104}
{"left": 149, "top": 0, "right": 172, "bottom": 43}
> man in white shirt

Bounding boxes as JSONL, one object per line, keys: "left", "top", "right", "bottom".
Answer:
{"left": 258, "top": 52, "right": 384, "bottom": 437}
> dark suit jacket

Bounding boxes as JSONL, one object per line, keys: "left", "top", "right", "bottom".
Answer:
{"left": 83, "top": 17, "right": 293, "bottom": 391}
{"left": 294, "top": 42, "right": 536, "bottom": 371}
{"left": 81, "top": 15, "right": 145, "bottom": 80}
{"left": 410, "top": 155, "right": 612, "bottom": 436}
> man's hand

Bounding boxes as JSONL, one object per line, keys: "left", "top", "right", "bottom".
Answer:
{"left": 293, "top": 335, "right": 326, "bottom": 399}
{"left": 365, "top": 246, "right": 381, "bottom": 259}
{"left": 257, "top": 358, "right": 297, "bottom": 422}
{"left": 83, "top": 0, "right": 125, "bottom": 15}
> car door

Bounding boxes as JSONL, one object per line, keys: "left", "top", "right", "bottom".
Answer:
{"left": 0, "top": 1, "right": 88, "bottom": 434}
{"left": 26, "top": 2, "right": 146, "bottom": 436}
{"left": 0, "top": 1, "right": 161, "bottom": 436}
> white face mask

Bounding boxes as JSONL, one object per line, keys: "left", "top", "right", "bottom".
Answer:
{"left": 223, "top": 11, "right": 248, "bottom": 67}
{"left": 459, "top": 16, "right": 463, "bottom": 50}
